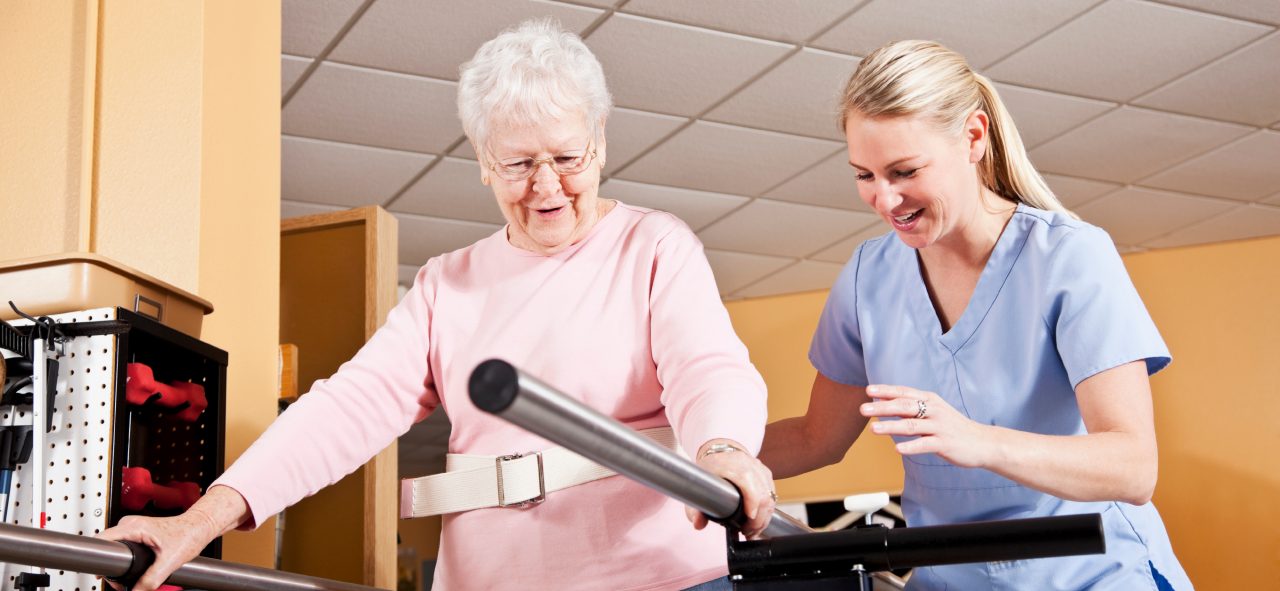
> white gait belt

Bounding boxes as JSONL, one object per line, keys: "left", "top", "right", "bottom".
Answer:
{"left": 399, "top": 426, "right": 678, "bottom": 518}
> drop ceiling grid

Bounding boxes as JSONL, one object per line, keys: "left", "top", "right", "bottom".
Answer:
{"left": 280, "top": 0, "right": 1280, "bottom": 300}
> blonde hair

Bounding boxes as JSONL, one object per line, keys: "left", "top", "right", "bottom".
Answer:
{"left": 839, "top": 40, "right": 1075, "bottom": 218}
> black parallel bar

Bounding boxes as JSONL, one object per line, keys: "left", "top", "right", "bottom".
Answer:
{"left": 469, "top": 359, "right": 811, "bottom": 538}
{"left": 0, "top": 522, "right": 382, "bottom": 591}
{"left": 729, "top": 514, "right": 1105, "bottom": 577}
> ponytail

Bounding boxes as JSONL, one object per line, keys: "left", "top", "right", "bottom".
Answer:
{"left": 973, "top": 75, "right": 1076, "bottom": 218}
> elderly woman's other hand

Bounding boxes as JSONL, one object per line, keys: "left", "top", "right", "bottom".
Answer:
{"left": 98, "top": 485, "right": 250, "bottom": 591}
{"left": 685, "top": 439, "right": 776, "bottom": 539}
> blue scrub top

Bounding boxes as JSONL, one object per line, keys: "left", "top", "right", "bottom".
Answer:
{"left": 811, "top": 205, "right": 1192, "bottom": 590}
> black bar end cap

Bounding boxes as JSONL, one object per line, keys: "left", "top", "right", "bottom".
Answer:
{"left": 105, "top": 540, "right": 155, "bottom": 589}
{"left": 469, "top": 359, "right": 519, "bottom": 414}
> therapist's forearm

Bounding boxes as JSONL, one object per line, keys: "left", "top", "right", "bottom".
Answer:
{"left": 760, "top": 417, "right": 843, "bottom": 479}
{"left": 982, "top": 427, "right": 1157, "bottom": 505}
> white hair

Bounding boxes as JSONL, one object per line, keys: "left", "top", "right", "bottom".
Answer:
{"left": 457, "top": 18, "right": 612, "bottom": 154}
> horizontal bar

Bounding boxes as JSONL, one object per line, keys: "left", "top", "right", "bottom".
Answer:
{"left": 468, "top": 359, "right": 811, "bottom": 538}
{"left": 728, "top": 513, "right": 1106, "bottom": 577}
{"left": 0, "top": 522, "right": 382, "bottom": 591}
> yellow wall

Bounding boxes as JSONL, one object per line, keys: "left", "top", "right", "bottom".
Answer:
{"left": 1, "top": 0, "right": 281, "bottom": 568}
{"left": 1124, "top": 236, "right": 1280, "bottom": 589}
{"left": 197, "top": 0, "right": 281, "bottom": 568}
{"left": 0, "top": 1, "right": 95, "bottom": 255}
{"left": 727, "top": 236, "right": 1280, "bottom": 588}
{"left": 725, "top": 291, "right": 904, "bottom": 502}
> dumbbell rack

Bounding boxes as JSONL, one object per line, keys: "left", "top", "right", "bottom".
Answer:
{"left": 0, "top": 307, "right": 226, "bottom": 591}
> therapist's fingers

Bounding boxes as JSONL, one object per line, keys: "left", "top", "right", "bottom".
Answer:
{"left": 864, "top": 384, "right": 921, "bottom": 399}
{"left": 861, "top": 389, "right": 945, "bottom": 419}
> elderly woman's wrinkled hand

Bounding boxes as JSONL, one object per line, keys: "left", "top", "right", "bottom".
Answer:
{"left": 861, "top": 384, "right": 995, "bottom": 469}
{"left": 97, "top": 511, "right": 219, "bottom": 591}
{"left": 685, "top": 439, "right": 776, "bottom": 539}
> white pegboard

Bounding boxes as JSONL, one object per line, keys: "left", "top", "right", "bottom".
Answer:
{"left": 2, "top": 307, "right": 119, "bottom": 591}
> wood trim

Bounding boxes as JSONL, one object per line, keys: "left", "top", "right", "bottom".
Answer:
{"left": 280, "top": 206, "right": 372, "bottom": 235}
{"left": 362, "top": 206, "right": 398, "bottom": 589}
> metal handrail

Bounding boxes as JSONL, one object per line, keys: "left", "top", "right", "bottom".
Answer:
{"left": 0, "top": 522, "right": 383, "bottom": 591}
{"left": 467, "top": 358, "right": 812, "bottom": 538}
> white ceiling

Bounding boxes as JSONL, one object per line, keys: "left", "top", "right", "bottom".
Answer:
{"left": 279, "top": 0, "right": 1280, "bottom": 475}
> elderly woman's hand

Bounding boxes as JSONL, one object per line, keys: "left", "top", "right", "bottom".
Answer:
{"left": 860, "top": 384, "right": 996, "bottom": 468}
{"left": 685, "top": 439, "right": 776, "bottom": 539}
{"left": 98, "top": 512, "right": 217, "bottom": 591}
{"left": 98, "top": 485, "right": 249, "bottom": 591}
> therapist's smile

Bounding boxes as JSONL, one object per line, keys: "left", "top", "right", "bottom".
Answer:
{"left": 891, "top": 208, "right": 924, "bottom": 231}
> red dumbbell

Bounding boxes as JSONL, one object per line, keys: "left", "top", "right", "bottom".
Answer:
{"left": 169, "top": 381, "right": 207, "bottom": 422}
{"left": 120, "top": 467, "right": 201, "bottom": 512}
{"left": 125, "top": 363, "right": 208, "bottom": 421}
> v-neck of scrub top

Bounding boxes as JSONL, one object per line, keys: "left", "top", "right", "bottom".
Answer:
{"left": 904, "top": 204, "right": 1032, "bottom": 354}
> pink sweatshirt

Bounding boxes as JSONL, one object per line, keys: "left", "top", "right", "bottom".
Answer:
{"left": 214, "top": 202, "right": 768, "bottom": 590}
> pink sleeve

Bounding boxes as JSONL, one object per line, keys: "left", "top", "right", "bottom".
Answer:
{"left": 649, "top": 219, "right": 768, "bottom": 456}
{"left": 212, "top": 261, "right": 440, "bottom": 529}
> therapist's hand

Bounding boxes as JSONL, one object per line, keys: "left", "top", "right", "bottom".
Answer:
{"left": 686, "top": 438, "right": 776, "bottom": 539}
{"left": 861, "top": 384, "right": 995, "bottom": 468}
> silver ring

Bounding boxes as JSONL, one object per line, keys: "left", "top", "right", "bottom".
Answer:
{"left": 769, "top": 490, "right": 778, "bottom": 502}
{"left": 914, "top": 399, "right": 928, "bottom": 419}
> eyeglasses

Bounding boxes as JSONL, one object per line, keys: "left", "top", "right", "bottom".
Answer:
{"left": 487, "top": 140, "right": 597, "bottom": 182}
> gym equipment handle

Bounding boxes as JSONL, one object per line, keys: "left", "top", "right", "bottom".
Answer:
{"left": 0, "top": 522, "right": 382, "bottom": 591}
{"left": 468, "top": 358, "right": 812, "bottom": 538}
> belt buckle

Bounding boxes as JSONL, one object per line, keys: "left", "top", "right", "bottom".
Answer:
{"left": 495, "top": 451, "right": 545, "bottom": 508}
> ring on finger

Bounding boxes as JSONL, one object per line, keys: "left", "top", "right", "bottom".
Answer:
{"left": 914, "top": 399, "right": 928, "bottom": 419}
{"left": 769, "top": 490, "right": 778, "bottom": 502}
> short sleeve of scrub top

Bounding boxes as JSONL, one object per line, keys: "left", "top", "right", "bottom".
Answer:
{"left": 809, "top": 241, "right": 871, "bottom": 387}
{"left": 1046, "top": 223, "right": 1170, "bottom": 387}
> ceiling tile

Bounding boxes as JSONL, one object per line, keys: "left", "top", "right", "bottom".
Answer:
{"left": 1029, "top": 107, "right": 1252, "bottom": 183}
{"left": 698, "top": 199, "right": 877, "bottom": 257}
{"left": 281, "top": 199, "right": 344, "bottom": 220}
{"left": 1143, "top": 203, "right": 1280, "bottom": 248}
{"left": 994, "top": 84, "right": 1115, "bottom": 148}
{"left": 283, "top": 0, "right": 366, "bottom": 57}
{"left": 1073, "top": 187, "right": 1235, "bottom": 245}
{"left": 762, "top": 151, "right": 870, "bottom": 211}
{"left": 282, "top": 136, "right": 434, "bottom": 207}
{"left": 282, "top": 55, "right": 311, "bottom": 97}
{"left": 986, "top": 0, "right": 1270, "bottom": 101}
{"left": 1141, "top": 131, "right": 1280, "bottom": 202}
{"left": 1157, "top": 0, "right": 1280, "bottom": 25}
{"left": 328, "top": 0, "right": 603, "bottom": 79}
{"left": 706, "top": 48, "right": 859, "bottom": 140}
{"left": 394, "top": 213, "right": 502, "bottom": 266}
{"left": 1134, "top": 32, "right": 1280, "bottom": 126}
{"left": 599, "top": 179, "right": 748, "bottom": 231}
{"left": 810, "top": 221, "right": 890, "bottom": 263}
{"left": 623, "top": 0, "right": 861, "bottom": 44}
{"left": 703, "top": 249, "right": 795, "bottom": 296}
{"left": 390, "top": 157, "right": 507, "bottom": 224}
{"left": 734, "top": 260, "right": 845, "bottom": 299}
{"left": 283, "top": 62, "right": 462, "bottom": 154}
{"left": 1042, "top": 173, "right": 1121, "bottom": 209}
{"left": 617, "top": 121, "right": 843, "bottom": 196}
{"left": 586, "top": 14, "right": 792, "bottom": 116}
{"left": 604, "top": 107, "right": 687, "bottom": 168}
{"left": 814, "top": 0, "right": 1095, "bottom": 68}
{"left": 1265, "top": 191, "right": 1280, "bottom": 206}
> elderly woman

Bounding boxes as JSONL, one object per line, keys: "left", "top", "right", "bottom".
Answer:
{"left": 761, "top": 40, "right": 1190, "bottom": 590}
{"left": 103, "top": 19, "right": 774, "bottom": 591}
